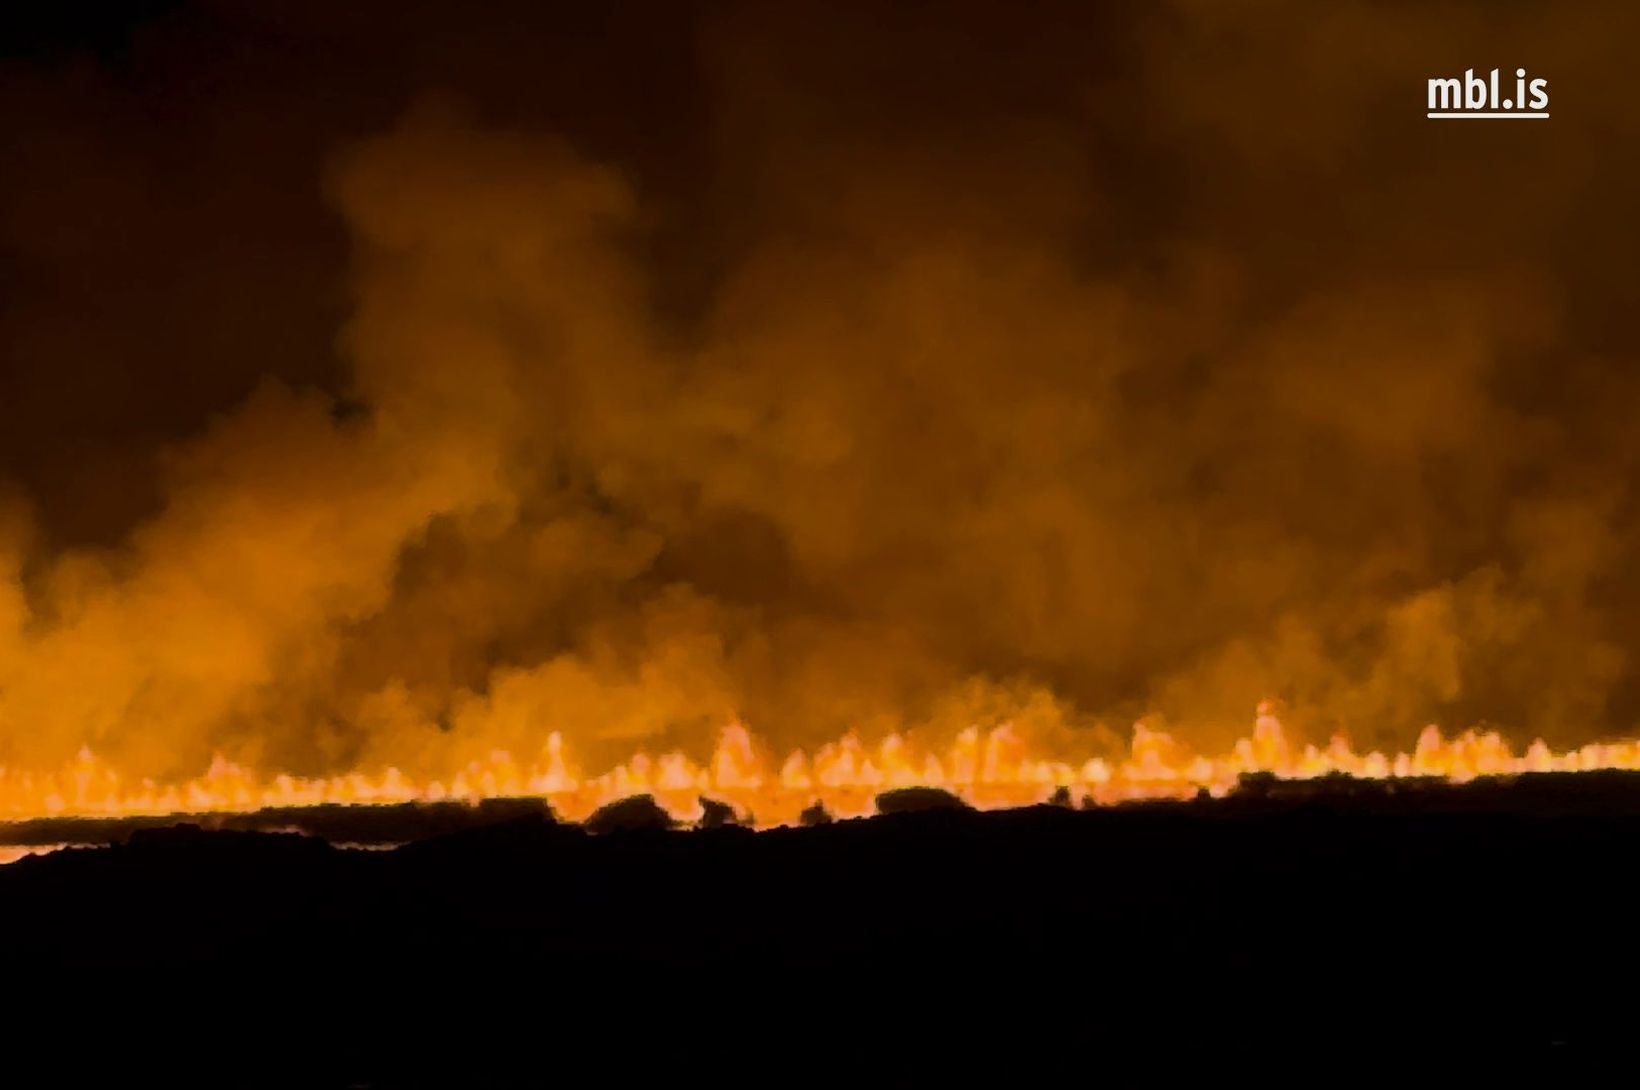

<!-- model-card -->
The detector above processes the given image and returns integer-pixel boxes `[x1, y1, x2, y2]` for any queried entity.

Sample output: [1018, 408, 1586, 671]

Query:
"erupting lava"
[3, 704, 1638, 831]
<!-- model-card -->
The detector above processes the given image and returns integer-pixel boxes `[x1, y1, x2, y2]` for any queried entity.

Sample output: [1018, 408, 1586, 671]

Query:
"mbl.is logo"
[1427, 68, 1549, 119]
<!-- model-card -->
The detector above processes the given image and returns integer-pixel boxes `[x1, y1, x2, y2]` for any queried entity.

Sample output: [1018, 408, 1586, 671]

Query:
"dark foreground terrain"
[4, 773, 1638, 1085]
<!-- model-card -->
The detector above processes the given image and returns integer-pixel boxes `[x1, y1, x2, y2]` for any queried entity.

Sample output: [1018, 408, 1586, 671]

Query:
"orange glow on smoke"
[2, 702, 1637, 831]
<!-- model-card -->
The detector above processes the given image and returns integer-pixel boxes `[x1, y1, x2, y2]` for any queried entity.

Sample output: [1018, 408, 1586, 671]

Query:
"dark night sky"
[2, 2, 1639, 774]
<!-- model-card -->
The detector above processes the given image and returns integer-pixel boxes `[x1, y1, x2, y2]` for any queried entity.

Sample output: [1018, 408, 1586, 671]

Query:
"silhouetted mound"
[1048, 785, 1073, 807]
[799, 800, 833, 826]
[583, 793, 676, 833]
[874, 785, 969, 814]
[392, 809, 574, 863]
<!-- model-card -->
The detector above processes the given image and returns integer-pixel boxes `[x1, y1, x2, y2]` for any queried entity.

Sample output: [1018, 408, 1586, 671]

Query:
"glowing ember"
[1, 703, 1635, 831]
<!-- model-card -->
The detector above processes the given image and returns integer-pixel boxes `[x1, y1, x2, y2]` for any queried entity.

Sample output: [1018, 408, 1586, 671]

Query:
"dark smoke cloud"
[2, 1, 1639, 776]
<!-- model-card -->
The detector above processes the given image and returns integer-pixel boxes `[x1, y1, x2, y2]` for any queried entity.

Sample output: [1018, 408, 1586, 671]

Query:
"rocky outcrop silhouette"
[697, 796, 739, 829]
[799, 800, 833, 826]
[874, 785, 969, 814]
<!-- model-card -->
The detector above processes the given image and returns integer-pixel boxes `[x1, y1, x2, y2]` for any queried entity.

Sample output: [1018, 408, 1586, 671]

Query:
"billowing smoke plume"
[1, 1, 1639, 777]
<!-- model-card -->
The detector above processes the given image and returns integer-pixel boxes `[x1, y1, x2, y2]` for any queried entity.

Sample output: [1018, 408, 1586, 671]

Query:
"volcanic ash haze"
[1, 1, 1639, 781]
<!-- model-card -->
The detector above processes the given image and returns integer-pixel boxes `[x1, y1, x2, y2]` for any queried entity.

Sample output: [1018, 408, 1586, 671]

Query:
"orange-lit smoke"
[2, 3, 1640, 800]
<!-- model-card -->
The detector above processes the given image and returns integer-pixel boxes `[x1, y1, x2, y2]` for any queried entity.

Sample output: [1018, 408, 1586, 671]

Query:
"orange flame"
[2, 703, 1636, 833]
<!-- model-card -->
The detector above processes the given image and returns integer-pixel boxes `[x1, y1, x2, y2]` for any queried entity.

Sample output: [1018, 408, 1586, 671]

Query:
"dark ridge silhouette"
[2, 772, 1637, 1080]
[0, 795, 557, 847]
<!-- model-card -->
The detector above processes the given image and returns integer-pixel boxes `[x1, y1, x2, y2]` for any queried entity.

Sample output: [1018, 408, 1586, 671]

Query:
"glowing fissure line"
[2, 708, 1637, 831]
